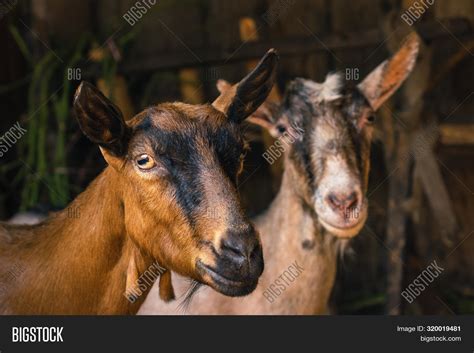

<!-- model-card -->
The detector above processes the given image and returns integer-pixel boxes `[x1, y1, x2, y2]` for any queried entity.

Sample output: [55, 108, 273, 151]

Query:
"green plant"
[50, 37, 89, 206]
[8, 27, 90, 210]
[6, 22, 140, 211]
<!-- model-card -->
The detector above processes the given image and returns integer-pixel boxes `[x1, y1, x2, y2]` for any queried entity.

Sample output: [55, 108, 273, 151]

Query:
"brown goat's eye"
[136, 154, 156, 170]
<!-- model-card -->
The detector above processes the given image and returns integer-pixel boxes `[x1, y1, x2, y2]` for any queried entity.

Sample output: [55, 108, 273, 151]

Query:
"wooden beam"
[121, 18, 473, 73]
[439, 123, 474, 145]
[415, 147, 459, 242]
[412, 122, 459, 241]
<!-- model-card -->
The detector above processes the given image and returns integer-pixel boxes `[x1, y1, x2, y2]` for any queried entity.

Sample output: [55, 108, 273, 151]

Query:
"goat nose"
[221, 227, 259, 263]
[215, 224, 264, 281]
[326, 191, 359, 212]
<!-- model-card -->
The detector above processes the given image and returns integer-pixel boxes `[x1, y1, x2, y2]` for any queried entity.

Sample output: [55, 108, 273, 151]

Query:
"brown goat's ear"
[358, 33, 420, 111]
[213, 49, 279, 123]
[216, 79, 284, 138]
[73, 81, 129, 157]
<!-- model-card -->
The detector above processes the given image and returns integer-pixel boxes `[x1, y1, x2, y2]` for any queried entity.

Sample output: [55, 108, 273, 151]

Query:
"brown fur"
[0, 50, 279, 314]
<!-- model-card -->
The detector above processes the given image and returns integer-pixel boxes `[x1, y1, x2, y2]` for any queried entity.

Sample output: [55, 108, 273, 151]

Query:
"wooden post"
[383, 1, 461, 314]
[381, 8, 431, 314]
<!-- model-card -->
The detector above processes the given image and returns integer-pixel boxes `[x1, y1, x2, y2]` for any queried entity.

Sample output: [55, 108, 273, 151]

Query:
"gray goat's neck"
[260, 160, 341, 255]
[254, 159, 342, 314]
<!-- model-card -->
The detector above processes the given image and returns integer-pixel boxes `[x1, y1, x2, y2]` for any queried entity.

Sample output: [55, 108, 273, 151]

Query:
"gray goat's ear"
[358, 33, 420, 111]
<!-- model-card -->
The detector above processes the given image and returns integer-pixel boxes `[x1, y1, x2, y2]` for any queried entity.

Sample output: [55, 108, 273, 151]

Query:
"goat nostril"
[222, 243, 246, 259]
[327, 193, 340, 208]
[221, 233, 259, 261]
[346, 192, 358, 209]
[346, 191, 356, 202]
[326, 192, 359, 212]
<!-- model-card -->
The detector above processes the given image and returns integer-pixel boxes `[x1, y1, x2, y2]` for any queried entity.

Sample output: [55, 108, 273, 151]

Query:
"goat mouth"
[318, 212, 367, 238]
[196, 260, 257, 297]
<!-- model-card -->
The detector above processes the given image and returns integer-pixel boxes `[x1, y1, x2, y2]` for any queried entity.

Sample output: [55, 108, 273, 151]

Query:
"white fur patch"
[321, 155, 355, 194]
[303, 73, 343, 103]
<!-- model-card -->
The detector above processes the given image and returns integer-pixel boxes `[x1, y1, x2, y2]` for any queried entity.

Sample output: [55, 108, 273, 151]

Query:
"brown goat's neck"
[0, 167, 155, 314]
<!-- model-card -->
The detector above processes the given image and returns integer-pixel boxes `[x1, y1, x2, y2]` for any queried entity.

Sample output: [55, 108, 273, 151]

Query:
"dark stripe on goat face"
[287, 110, 318, 198]
[345, 89, 373, 176]
[212, 124, 245, 185]
[338, 89, 373, 185]
[283, 83, 320, 188]
[312, 102, 366, 187]
[135, 127, 204, 227]
[131, 114, 245, 227]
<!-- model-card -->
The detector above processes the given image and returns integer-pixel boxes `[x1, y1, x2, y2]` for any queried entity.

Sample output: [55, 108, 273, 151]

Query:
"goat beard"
[177, 280, 202, 313]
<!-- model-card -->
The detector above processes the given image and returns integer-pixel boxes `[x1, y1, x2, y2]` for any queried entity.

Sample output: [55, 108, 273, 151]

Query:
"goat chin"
[319, 214, 367, 238]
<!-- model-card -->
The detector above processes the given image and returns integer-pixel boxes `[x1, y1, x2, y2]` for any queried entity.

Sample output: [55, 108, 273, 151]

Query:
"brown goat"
[0, 50, 279, 314]
[139, 34, 419, 314]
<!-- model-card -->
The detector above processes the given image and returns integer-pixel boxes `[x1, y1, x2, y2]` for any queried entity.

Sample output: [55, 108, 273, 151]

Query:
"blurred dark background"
[0, 0, 473, 314]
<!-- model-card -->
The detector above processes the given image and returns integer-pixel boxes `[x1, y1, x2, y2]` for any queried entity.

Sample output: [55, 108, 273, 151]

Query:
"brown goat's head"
[73, 50, 279, 296]
[248, 34, 419, 238]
